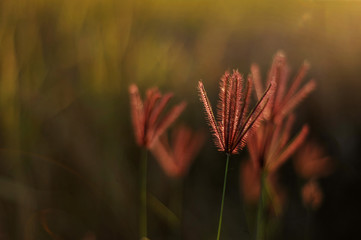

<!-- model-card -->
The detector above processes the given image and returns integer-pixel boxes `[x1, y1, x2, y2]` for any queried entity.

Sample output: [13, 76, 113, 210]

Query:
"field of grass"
[0, 0, 361, 239]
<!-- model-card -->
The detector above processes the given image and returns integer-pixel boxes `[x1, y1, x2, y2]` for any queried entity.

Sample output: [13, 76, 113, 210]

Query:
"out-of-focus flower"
[150, 125, 205, 178]
[302, 180, 323, 209]
[240, 159, 286, 214]
[242, 52, 315, 214]
[248, 114, 309, 173]
[129, 84, 186, 149]
[198, 70, 273, 155]
[294, 141, 334, 179]
[82, 232, 96, 240]
[247, 51, 315, 172]
[251, 51, 316, 123]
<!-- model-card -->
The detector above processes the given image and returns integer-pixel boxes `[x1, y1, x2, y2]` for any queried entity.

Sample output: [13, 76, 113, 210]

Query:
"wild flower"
[245, 52, 315, 239]
[129, 84, 186, 239]
[240, 159, 286, 214]
[129, 84, 186, 149]
[251, 51, 316, 123]
[294, 140, 334, 179]
[245, 51, 316, 174]
[198, 69, 273, 240]
[242, 114, 308, 214]
[302, 180, 323, 209]
[198, 70, 273, 155]
[150, 125, 205, 178]
[294, 141, 333, 213]
[248, 114, 309, 173]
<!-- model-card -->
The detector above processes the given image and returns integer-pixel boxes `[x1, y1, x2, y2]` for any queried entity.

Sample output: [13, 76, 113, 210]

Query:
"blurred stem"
[305, 208, 311, 240]
[140, 149, 148, 239]
[216, 153, 230, 240]
[148, 193, 180, 228]
[173, 179, 184, 231]
[255, 170, 266, 240]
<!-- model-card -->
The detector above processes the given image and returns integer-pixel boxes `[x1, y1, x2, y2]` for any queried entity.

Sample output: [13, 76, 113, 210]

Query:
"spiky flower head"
[198, 70, 273, 155]
[248, 114, 309, 172]
[251, 51, 316, 123]
[129, 84, 186, 149]
[247, 51, 316, 172]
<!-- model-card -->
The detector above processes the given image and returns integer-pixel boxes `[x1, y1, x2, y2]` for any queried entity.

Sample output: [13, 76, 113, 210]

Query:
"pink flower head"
[294, 141, 334, 179]
[198, 70, 274, 154]
[251, 51, 316, 123]
[302, 180, 323, 209]
[248, 114, 309, 173]
[247, 51, 315, 172]
[129, 84, 186, 149]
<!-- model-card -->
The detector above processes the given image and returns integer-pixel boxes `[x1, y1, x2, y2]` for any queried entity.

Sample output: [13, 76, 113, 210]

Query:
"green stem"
[216, 153, 230, 240]
[140, 149, 148, 239]
[255, 170, 266, 240]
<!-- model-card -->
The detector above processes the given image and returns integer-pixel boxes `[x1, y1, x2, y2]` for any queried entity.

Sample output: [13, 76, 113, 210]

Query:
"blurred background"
[0, 0, 361, 239]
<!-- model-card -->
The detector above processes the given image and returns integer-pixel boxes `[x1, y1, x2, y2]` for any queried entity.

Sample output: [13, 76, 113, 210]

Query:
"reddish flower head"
[294, 141, 334, 179]
[240, 159, 286, 214]
[248, 114, 309, 173]
[247, 51, 315, 172]
[251, 51, 316, 123]
[129, 84, 186, 149]
[150, 125, 205, 178]
[302, 180, 323, 209]
[198, 70, 273, 154]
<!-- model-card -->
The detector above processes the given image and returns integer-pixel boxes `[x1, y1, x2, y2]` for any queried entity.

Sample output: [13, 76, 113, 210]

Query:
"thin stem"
[175, 179, 184, 240]
[255, 170, 266, 240]
[216, 153, 230, 240]
[140, 149, 148, 239]
[304, 208, 311, 240]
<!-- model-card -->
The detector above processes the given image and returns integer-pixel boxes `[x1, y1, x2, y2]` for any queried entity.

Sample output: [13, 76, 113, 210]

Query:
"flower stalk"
[255, 169, 266, 240]
[198, 70, 274, 239]
[140, 149, 148, 239]
[216, 153, 230, 240]
[129, 84, 186, 240]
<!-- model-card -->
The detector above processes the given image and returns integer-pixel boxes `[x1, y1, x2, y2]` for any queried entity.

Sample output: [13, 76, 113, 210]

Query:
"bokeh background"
[0, 0, 360, 239]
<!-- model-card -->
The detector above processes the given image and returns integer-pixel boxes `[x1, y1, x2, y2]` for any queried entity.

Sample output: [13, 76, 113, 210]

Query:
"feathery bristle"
[246, 52, 315, 173]
[283, 61, 310, 104]
[149, 93, 173, 127]
[230, 72, 244, 149]
[224, 72, 233, 151]
[129, 84, 185, 149]
[233, 97, 269, 153]
[241, 75, 253, 126]
[279, 79, 316, 120]
[273, 59, 289, 113]
[150, 136, 177, 177]
[153, 101, 186, 148]
[129, 84, 144, 145]
[232, 82, 272, 153]
[279, 114, 295, 150]
[199, 69, 273, 154]
[251, 64, 264, 100]
[268, 124, 309, 172]
[143, 89, 162, 142]
[198, 81, 224, 151]
[144, 88, 161, 120]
